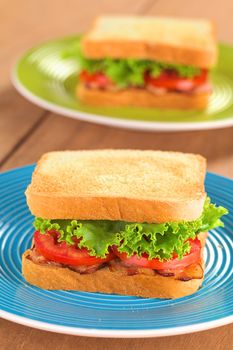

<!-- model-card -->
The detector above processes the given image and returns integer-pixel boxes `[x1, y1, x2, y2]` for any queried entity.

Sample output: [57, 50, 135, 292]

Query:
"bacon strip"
[28, 248, 203, 279]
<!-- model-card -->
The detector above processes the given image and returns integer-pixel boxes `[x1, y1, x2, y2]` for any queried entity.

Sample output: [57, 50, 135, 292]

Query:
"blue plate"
[0, 165, 233, 337]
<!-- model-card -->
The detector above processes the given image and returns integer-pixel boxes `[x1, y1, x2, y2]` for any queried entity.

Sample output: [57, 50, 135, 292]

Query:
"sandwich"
[72, 16, 217, 110]
[23, 150, 227, 299]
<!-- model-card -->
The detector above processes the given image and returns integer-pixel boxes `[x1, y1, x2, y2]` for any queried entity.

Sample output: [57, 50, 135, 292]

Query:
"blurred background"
[1, 0, 233, 174]
[2, 0, 233, 87]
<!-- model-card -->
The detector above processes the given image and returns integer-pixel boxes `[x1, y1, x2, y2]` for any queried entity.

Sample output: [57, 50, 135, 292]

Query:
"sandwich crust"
[77, 84, 210, 109]
[25, 150, 207, 223]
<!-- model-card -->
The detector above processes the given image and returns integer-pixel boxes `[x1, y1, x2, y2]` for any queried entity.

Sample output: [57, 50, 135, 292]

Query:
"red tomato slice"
[34, 231, 114, 266]
[114, 238, 201, 270]
[79, 70, 111, 88]
[145, 70, 208, 92]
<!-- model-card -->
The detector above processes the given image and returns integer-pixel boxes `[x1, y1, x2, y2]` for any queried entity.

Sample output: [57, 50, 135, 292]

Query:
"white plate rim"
[11, 64, 233, 133]
[1, 310, 233, 338]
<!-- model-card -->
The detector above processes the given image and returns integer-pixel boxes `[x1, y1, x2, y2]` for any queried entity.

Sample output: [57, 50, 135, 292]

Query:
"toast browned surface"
[25, 150, 207, 223]
[81, 16, 217, 68]
[22, 250, 204, 299]
[77, 84, 210, 110]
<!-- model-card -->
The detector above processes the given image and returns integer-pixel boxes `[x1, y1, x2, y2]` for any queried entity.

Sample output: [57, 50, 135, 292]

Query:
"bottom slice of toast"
[77, 84, 210, 110]
[22, 250, 204, 299]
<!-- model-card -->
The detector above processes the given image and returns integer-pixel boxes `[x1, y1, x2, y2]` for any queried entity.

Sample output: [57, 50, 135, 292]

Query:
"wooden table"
[1, 1, 233, 349]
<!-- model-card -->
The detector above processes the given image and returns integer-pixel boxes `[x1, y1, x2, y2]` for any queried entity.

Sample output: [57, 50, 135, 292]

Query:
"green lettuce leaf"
[33, 198, 228, 261]
[62, 42, 201, 87]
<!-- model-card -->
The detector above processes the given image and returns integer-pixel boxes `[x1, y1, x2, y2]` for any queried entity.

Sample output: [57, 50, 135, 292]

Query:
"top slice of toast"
[26, 150, 206, 223]
[81, 16, 217, 68]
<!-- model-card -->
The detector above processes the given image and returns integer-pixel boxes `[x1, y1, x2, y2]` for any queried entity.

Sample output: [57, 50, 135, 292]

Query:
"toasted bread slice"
[22, 250, 204, 298]
[25, 150, 206, 223]
[82, 16, 217, 68]
[77, 84, 210, 109]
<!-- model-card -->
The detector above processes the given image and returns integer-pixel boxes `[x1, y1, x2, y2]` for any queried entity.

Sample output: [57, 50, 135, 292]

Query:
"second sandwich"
[75, 16, 217, 109]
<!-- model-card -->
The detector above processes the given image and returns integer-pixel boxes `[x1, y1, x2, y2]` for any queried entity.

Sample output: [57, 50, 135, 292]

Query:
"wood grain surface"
[0, 0, 233, 349]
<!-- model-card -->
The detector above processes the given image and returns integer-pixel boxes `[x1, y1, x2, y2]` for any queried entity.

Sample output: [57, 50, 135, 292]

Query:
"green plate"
[13, 36, 233, 131]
